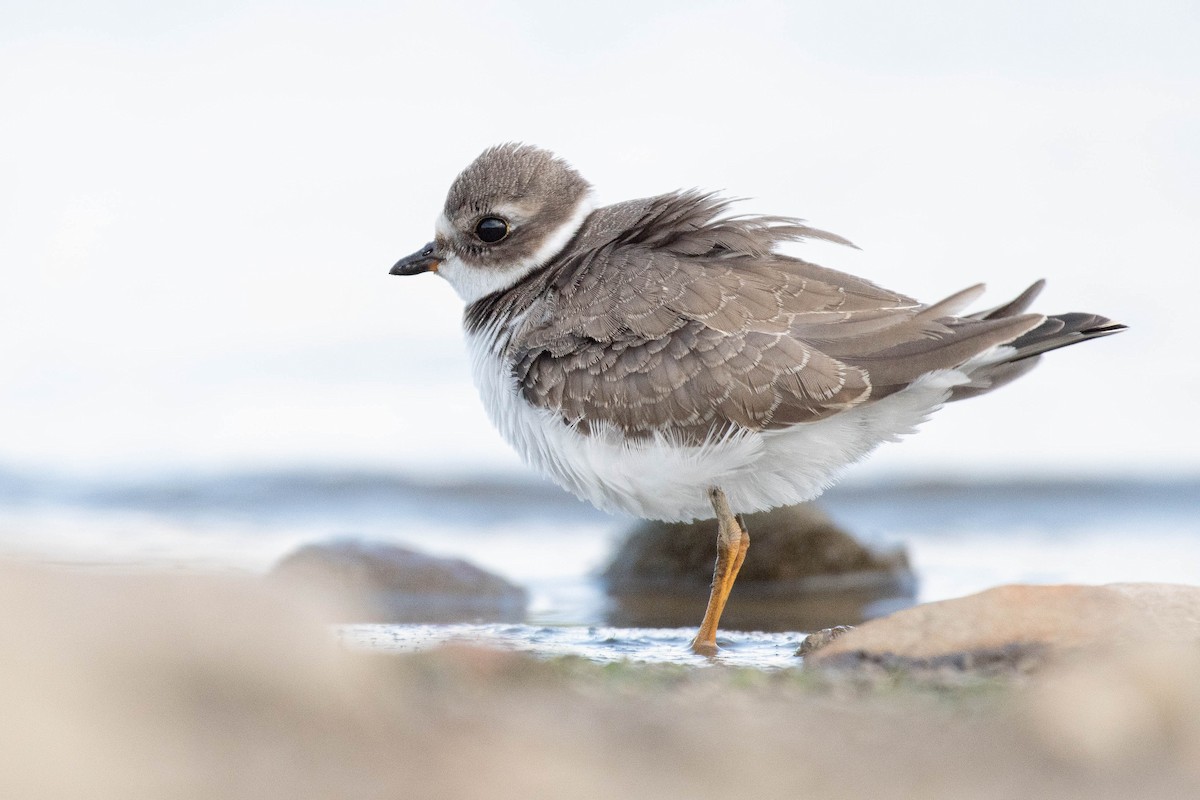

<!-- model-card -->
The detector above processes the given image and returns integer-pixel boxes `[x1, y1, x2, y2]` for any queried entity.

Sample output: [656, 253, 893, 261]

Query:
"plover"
[389, 143, 1124, 655]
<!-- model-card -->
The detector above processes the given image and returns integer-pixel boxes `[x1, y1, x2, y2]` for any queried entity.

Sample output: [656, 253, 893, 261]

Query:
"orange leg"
[690, 487, 750, 656]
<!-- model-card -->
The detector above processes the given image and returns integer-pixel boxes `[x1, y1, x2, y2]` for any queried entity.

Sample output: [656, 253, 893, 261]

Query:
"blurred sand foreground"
[1, 562, 1198, 800]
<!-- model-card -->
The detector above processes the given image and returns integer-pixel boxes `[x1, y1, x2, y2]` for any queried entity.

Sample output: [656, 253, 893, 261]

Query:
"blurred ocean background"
[2, 0, 1198, 619]
[3, 467, 1198, 626]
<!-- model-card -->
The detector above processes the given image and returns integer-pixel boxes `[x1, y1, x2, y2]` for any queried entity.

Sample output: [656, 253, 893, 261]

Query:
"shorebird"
[389, 144, 1124, 655]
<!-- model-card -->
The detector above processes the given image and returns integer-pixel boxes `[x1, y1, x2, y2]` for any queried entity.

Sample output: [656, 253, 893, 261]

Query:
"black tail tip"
[1084, 322, 1129, 337]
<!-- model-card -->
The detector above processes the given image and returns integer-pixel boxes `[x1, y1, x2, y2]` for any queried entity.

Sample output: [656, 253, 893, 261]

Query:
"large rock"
[270, 539, 528, 623]
[804, 583, 1200, 672]
[602, 503, 915, 632]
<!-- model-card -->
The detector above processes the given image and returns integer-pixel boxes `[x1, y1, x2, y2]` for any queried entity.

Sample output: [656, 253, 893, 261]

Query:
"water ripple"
[339, 623, 807, 669]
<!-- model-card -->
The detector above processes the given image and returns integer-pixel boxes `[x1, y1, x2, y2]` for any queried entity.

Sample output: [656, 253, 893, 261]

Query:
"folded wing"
[501, 192, 1111, 443]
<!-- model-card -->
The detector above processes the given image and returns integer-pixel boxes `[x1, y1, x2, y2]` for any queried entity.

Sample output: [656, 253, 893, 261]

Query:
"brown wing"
[504, 192, 1041, 442]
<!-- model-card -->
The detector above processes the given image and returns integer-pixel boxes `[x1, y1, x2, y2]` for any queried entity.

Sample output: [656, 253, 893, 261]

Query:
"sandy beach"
[3, 562, 1198, 800]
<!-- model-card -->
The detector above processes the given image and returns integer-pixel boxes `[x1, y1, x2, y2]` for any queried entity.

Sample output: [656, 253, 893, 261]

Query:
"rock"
[269, 538, 528, 623]
[797, 626, 855, 657]
[804, 583, 1200, 673]
[602, 503, 915, 632]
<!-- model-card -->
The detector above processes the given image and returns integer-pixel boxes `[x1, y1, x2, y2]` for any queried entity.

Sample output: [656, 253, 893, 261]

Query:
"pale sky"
[1, 1, 1197, 479]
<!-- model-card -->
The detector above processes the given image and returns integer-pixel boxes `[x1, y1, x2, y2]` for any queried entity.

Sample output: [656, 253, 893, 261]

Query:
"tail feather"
[942, 280, 1125, 402]
[948, 356, 1044, 401]
[1006, 312, 1127, 362]
[948, 309, 1126, 402]
[969, 279, 1046, 321]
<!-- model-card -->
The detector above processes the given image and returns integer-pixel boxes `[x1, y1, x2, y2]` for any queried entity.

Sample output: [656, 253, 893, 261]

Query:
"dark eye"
[474, 217, 509, 243]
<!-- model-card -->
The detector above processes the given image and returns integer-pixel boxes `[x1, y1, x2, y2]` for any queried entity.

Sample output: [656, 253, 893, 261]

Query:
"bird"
[389, 143, 1125, 656]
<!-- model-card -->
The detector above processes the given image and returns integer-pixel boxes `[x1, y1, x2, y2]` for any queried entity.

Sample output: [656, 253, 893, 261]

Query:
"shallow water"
[340, 623, 806, 668]
[2, 468, 1198, 668]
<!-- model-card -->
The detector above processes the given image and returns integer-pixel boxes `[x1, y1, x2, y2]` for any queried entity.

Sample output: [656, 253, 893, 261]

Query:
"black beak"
[390, 241, 439, 276]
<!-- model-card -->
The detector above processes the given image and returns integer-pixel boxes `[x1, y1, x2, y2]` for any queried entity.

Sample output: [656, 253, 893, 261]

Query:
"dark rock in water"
[601, 504, 915, 632]
[270, 539, 528, 623]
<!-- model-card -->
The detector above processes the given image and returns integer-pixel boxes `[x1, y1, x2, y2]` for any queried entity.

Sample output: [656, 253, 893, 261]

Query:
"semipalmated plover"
[390, 143, 1124, 655]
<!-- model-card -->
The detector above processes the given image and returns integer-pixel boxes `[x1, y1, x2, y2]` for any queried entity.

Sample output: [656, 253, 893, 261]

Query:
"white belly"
[468, 329, 972, 522]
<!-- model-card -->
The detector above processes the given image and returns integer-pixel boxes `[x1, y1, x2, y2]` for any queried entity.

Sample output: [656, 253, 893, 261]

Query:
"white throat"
[436, 192, 595, 304]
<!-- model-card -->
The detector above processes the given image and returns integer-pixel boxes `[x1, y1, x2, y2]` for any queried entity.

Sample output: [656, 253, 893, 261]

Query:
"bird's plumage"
[465, 189, 1110, 446]
[393, 143, 1124, 521]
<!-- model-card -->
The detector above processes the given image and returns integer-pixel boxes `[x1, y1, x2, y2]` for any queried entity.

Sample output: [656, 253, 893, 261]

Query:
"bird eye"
[474, 217, 509, 244]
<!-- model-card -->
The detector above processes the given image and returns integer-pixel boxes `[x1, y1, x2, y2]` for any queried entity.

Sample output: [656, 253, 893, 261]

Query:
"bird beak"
[390, 241, 440, 275]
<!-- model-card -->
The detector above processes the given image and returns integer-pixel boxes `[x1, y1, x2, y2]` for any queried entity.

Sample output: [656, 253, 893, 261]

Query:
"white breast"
[466, 326, 975, 522]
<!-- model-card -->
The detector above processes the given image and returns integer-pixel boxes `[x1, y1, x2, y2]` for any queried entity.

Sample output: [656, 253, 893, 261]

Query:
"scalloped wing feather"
[479, 192, 1098, 443]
